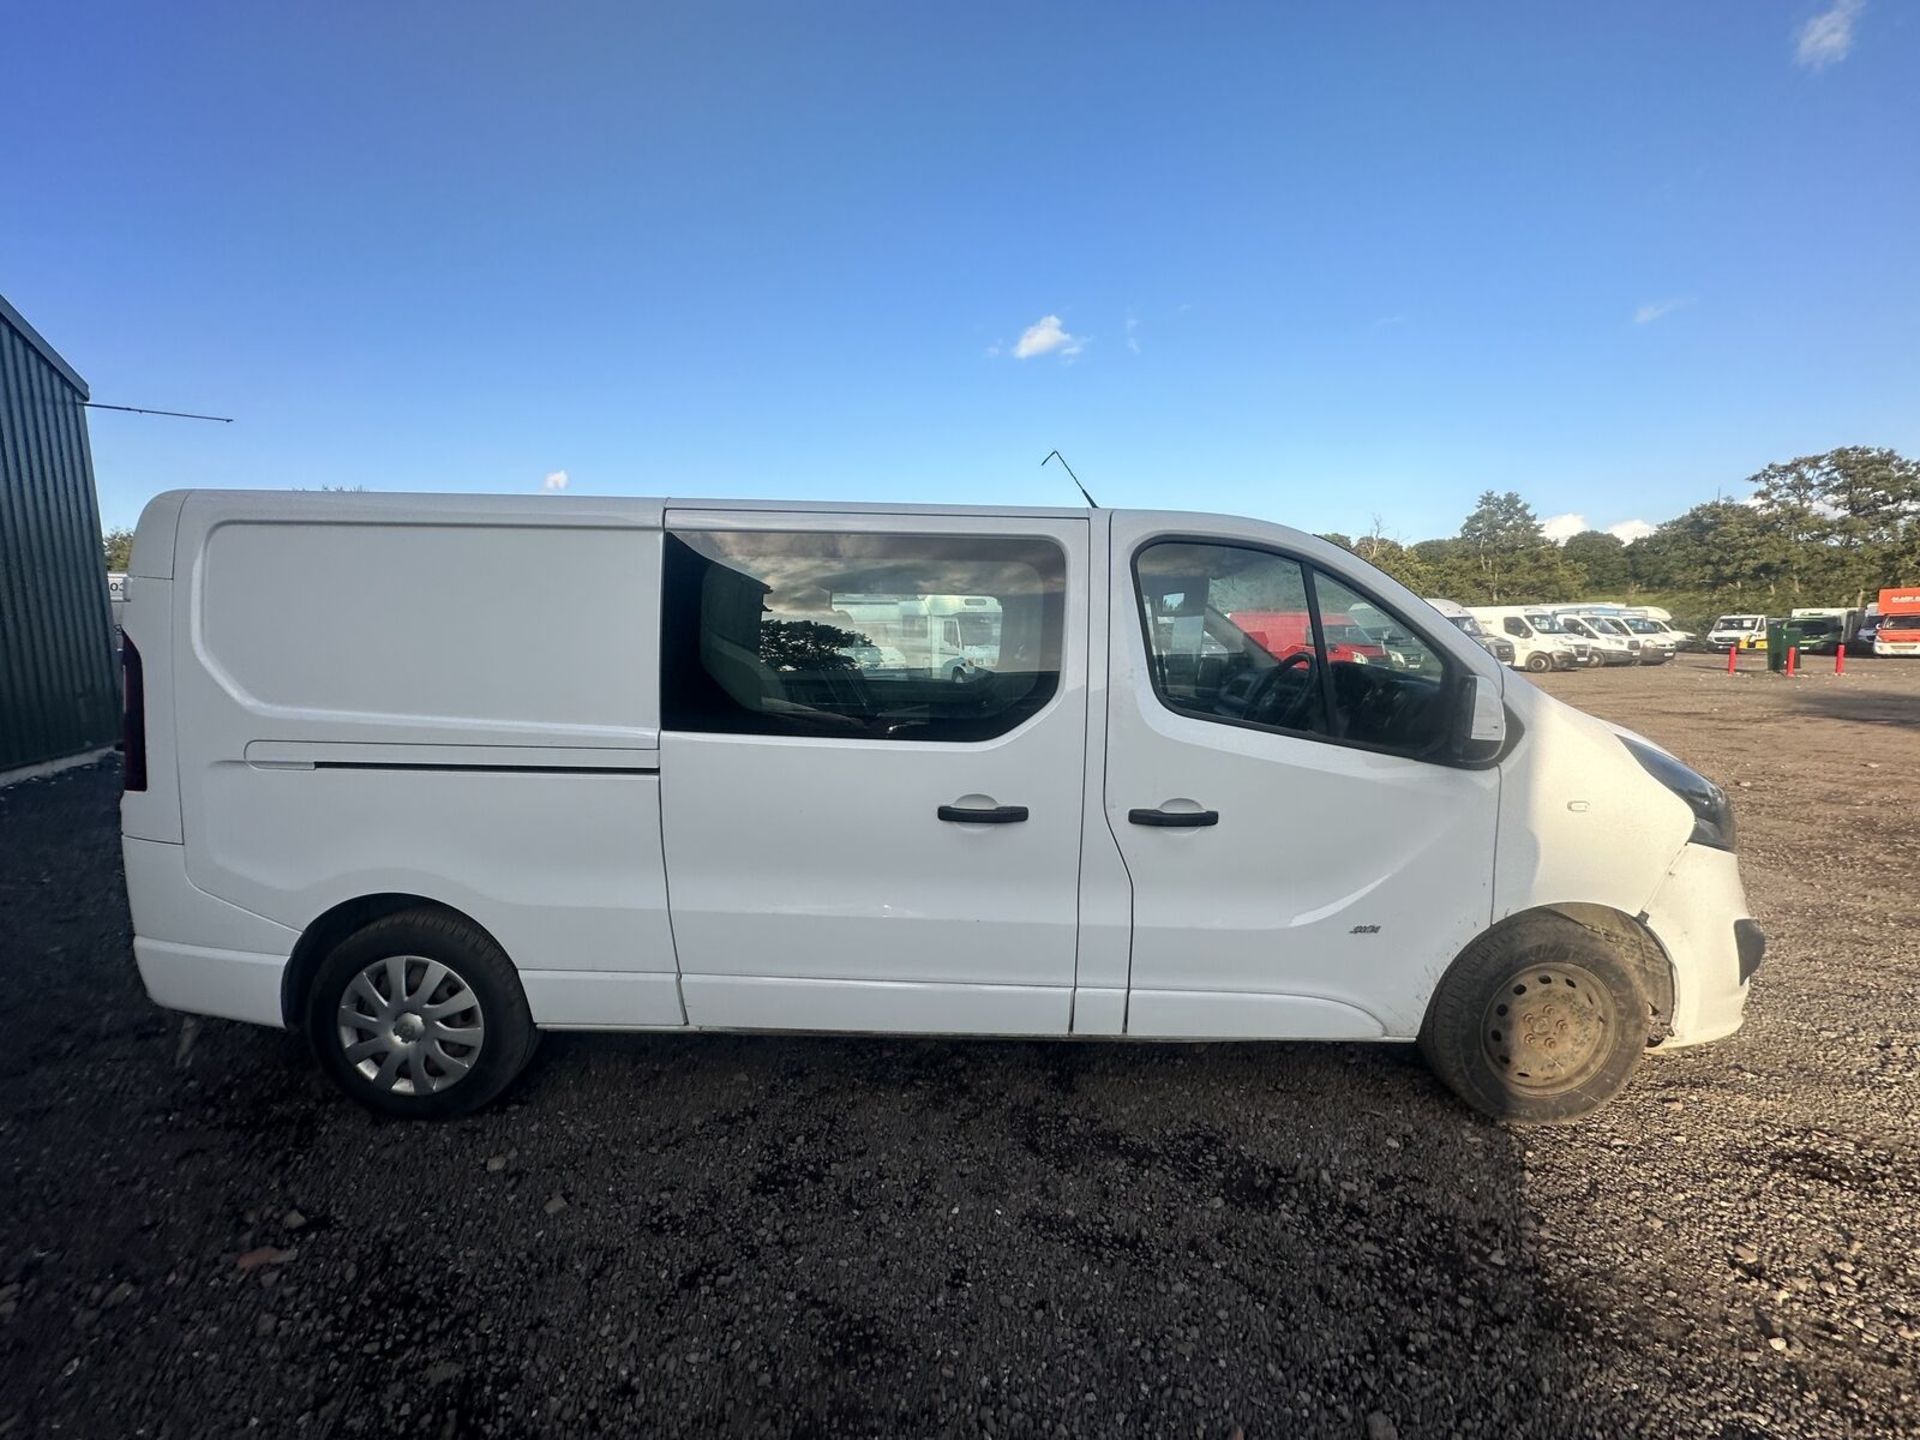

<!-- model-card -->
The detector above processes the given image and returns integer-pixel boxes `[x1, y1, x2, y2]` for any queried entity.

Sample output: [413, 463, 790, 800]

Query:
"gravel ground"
[1, 653, 1916, 1439]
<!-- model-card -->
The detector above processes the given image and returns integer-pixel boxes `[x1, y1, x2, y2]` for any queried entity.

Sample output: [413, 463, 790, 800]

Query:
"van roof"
[151, 488, 1101, 522]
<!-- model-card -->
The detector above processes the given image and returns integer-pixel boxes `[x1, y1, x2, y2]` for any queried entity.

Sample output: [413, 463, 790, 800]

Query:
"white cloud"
[1013, 314, 1084, 360]
[1607, 519, 1656, 543]
[1633, 297, 1693, 325]
[1541, 512, 1588, 543]
[542, 470, 569, 491]
[1125, 316, 1140, 354]
[1796, 0, 1862, 69]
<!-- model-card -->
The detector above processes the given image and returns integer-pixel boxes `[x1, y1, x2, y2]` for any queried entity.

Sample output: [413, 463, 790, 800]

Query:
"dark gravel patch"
[1, 655, 1916, 1438]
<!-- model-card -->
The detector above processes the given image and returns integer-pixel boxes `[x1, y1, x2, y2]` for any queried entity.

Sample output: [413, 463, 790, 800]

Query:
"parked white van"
[1708, 614, 1768, 652]
[120, 492, 1763, 1123]
[1558, 608, 1673, 665]
[1464, 606, 1583, 673]
[1546, 612, 1640, 666]
[1422, 598, 1517, 668]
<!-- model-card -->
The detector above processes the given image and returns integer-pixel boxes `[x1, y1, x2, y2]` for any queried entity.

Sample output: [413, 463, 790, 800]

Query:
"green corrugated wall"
[0, 306, 118, 772]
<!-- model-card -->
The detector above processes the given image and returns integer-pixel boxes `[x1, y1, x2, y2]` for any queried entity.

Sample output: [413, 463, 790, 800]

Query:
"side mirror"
[1455, 673, 1507, 764]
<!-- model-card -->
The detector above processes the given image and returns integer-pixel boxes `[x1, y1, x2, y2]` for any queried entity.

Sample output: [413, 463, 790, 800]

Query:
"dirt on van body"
[1, 654, 1917, 1439]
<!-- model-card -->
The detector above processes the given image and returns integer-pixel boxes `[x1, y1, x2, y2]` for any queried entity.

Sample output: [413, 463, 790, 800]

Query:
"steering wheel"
[1243, 650, 1317, 728]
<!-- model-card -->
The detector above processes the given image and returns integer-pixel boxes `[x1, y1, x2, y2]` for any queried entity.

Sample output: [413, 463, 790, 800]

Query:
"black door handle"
[1128, 807, 1219, 827]
[937, 803, 1029, 824]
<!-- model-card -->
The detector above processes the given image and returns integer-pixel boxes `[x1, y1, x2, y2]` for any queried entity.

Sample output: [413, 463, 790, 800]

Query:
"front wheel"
[306, 908, 536, 1119]
[1524, 652, 1552, 673]
[1419, 916, 1648, 1123]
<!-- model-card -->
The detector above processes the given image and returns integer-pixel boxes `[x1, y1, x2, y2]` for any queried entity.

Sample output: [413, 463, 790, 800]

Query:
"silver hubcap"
[336, 955, 485, 1096]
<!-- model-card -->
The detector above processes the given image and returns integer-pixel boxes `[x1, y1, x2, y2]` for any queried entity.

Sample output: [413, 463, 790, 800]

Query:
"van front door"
[658, 511, 1089, 1034]
[1105, 518, 1499, 1039]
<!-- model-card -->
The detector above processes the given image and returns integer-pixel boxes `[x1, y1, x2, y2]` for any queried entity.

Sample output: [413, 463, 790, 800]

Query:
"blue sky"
[6, 1, 1915, 540]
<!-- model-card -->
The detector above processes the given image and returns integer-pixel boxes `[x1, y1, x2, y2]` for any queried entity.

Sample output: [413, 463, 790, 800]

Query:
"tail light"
[122, 636, 148, 792]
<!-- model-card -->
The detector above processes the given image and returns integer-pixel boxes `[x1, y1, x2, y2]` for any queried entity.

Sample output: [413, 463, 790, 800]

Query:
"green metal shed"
[0, 293, 118, 775]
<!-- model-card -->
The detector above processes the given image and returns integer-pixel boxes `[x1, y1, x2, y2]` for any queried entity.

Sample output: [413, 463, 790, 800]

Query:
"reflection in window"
[1135, 541, 1455, 757]
[662, 530, 1065, 742]
[1311, 572, 1452, 752]
[1134, 543, 1329, 736]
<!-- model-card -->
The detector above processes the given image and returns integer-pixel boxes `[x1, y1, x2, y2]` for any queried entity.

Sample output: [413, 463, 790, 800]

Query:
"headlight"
[1620, 735, 1736, 850]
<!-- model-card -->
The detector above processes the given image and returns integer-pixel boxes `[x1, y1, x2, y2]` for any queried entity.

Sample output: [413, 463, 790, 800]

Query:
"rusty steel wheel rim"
[1481, 962, 1616, 1095]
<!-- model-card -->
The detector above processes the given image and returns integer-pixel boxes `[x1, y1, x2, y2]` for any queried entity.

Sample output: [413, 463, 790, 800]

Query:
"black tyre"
[1524, 652, 1552, 673]
[306, 907, 536, 1119]
[1419, 915, 1648, 1123]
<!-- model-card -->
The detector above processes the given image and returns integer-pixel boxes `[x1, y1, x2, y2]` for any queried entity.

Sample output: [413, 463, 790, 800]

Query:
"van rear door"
[658, 510, 1089, 1034]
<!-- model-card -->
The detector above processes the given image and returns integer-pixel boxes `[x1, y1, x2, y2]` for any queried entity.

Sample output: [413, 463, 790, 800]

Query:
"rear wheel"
[1524, 652, 1552, 673]
[306, 908, 535, 1119]
[1419, 916, 1648, 1123]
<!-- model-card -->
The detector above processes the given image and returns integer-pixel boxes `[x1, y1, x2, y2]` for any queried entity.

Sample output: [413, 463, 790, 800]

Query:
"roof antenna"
[1042, 449, 1097, 508]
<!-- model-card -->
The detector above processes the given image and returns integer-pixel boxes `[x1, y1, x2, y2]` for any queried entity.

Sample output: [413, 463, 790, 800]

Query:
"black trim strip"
[312, 761, 658, 775]
[1735, 918, 1766, 984]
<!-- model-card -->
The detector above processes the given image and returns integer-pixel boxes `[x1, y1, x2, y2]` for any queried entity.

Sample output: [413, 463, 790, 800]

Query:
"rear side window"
[1503, 617, 1529, 639]
[661, 529, 1065, 742]
[1134, 541, 1455, 758]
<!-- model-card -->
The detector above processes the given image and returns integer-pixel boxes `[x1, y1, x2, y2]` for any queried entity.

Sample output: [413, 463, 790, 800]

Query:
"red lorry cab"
[1228, 610, 1386, 665]
[1876, 587, 1920, 655]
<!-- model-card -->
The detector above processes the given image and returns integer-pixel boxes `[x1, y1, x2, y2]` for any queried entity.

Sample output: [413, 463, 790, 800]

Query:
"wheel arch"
[1429, 903, 1676, 1045]
[280, 893, 508, 1028]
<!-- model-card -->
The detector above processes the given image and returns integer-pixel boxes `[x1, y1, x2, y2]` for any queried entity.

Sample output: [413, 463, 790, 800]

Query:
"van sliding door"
[657, 511, 1090, 1035]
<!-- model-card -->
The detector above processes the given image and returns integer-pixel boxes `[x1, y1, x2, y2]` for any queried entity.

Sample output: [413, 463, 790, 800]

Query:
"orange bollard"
[1786, 645, 1798, 677]
[1836, 646, 1846, 675]
[1726, 645, 1738, 674]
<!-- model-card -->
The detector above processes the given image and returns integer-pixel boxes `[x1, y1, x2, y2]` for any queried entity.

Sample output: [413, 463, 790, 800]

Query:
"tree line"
[1321, 447, 1920, 619]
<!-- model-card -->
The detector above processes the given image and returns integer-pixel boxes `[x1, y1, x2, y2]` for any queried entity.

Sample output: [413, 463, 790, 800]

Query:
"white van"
[1617, 616, 1679, 661]
[1638, 614, 1693, 647]
[1464, 606, 1583, 673]
[1422, 598, 1517, 667]
[1559, 609, 1673, 665]
[119, 492, 1762, 1124]
[1547, 612, 1641, 666]
[1708, 614, 1768, 652]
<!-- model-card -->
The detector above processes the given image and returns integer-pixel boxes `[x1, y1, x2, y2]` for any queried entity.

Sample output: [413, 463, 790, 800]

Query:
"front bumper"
[1643, 844, 1761, 1047]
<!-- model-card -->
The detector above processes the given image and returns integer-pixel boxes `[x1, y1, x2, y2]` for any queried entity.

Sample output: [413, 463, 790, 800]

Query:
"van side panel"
[190, 767, 682, 1024]
[147, 494, 682, 1029]
[192, 516, 656, 748]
